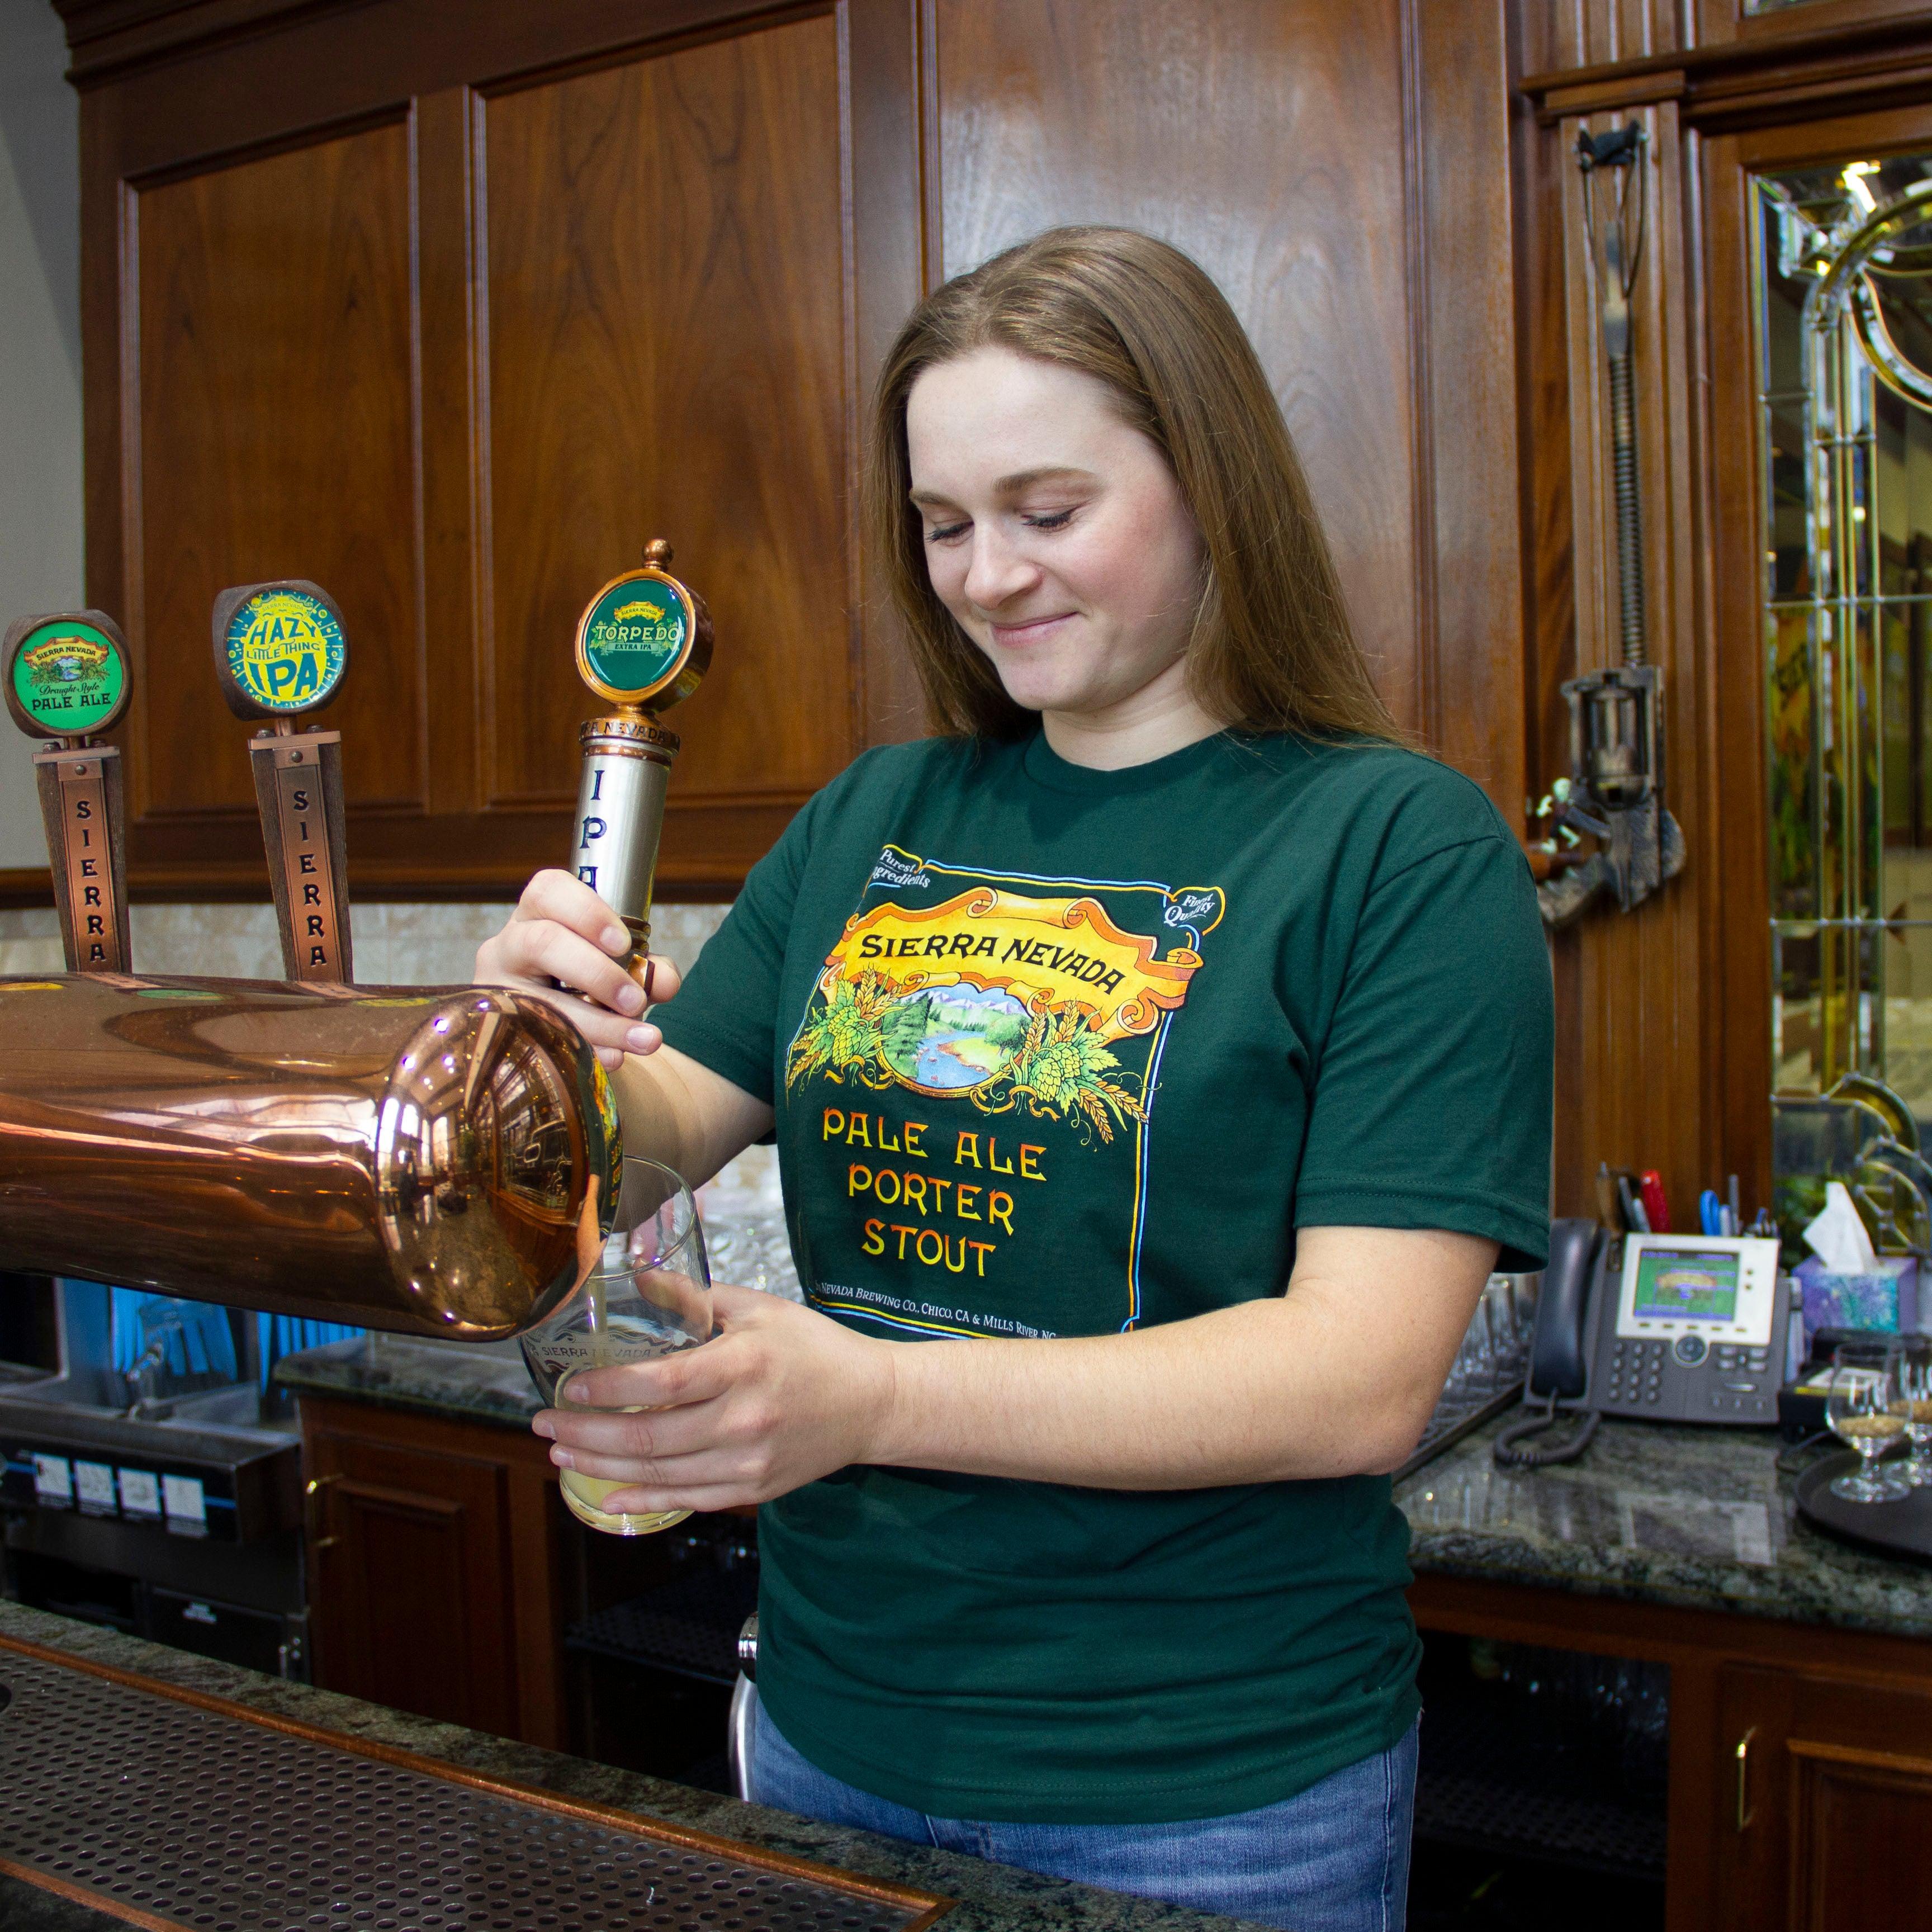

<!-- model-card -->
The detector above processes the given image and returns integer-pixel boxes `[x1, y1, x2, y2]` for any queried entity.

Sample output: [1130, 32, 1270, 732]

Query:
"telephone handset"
[1526, 1218, 1607, 1402]
[1494, 1219, 1788, 1467]
[1494, 1218, 1609, 1466]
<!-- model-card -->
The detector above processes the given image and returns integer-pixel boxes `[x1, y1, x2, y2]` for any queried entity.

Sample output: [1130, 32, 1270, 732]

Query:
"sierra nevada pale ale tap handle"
[572, 538, 713, 993]
[212, 579, 353, 983]
[3, 609, 132, 973]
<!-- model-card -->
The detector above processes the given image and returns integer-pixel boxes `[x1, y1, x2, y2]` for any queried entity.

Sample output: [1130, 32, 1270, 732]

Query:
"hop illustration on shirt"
[996, 1006, 1144, 1143]
[790, 973, 1144, 1142]
[787, 970, 900, 1086]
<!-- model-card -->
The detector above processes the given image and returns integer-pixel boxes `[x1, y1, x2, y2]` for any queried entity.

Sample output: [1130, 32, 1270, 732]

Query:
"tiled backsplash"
[0, 899, 729, 984]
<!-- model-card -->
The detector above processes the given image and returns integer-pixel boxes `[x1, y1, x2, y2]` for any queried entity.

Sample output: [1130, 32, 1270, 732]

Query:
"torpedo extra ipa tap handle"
[572, 539, 714, 991]
[3, 609, 132, 973]
[212, 579, 353, 983]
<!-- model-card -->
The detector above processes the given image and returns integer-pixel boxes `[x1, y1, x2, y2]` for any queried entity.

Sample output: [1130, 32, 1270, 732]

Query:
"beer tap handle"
[3, 609, 132, 974]
[571, 539, 714, 990]
[212, 579, 354, 984]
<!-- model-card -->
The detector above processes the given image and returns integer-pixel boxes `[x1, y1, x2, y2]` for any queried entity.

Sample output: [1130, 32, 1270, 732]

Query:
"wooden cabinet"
[60, 0, 927, 901]
[1716, 1663, 1932, 1931]
[54, 0, 1531, 901]
[300, 1395, 565, 1748]
[1412, 1571, 1932, 1932]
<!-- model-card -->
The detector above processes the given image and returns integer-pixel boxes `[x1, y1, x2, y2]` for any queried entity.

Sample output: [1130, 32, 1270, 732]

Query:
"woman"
[477, 227, 1552, 1931]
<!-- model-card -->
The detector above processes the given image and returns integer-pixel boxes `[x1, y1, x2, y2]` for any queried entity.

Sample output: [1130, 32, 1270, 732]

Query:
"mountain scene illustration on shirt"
[784, 847, 1223, 1337]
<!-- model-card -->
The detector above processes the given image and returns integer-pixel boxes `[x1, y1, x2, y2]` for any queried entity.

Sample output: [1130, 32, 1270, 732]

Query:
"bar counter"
[0, 1600, 1260, 1932]
[1397, 1410, 1932, 1639]
[278, 1337, 1932, 1636]
[275, 1334, 546, 1431]
[22, 1347, 1932, 1930]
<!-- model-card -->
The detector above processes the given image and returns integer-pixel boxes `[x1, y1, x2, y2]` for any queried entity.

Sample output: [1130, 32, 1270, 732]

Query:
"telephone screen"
[1630, 1247, 1741, 1323]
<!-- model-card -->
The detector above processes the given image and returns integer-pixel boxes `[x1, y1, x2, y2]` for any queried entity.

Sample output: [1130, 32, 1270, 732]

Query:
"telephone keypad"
[1597, 1329, 1782, 1424]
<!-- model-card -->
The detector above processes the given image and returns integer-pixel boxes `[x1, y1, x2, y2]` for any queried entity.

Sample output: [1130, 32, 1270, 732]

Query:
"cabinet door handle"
[1735, 1725, 1758, 1831]
[305, 1472, 342, 1552]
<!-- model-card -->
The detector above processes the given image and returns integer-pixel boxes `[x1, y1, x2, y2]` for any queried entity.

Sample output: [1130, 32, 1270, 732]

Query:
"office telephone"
[1494, 1219, 1788, 1466]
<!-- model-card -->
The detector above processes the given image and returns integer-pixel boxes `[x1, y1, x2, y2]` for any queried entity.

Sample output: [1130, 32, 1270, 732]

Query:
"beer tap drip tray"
[0, 1637, 950, 1932]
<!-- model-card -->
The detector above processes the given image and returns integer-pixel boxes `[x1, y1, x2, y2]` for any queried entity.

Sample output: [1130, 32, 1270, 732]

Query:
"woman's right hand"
[474, 869, 685, 1072]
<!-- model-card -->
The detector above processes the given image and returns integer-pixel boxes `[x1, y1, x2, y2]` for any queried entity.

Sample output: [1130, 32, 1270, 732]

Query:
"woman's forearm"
[868, 1227, 1497, 1487]
[537, 1225, 1497, 1509]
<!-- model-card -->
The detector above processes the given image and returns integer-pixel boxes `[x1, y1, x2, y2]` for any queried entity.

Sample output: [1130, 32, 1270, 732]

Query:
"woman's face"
[905, 346, 1206, 726]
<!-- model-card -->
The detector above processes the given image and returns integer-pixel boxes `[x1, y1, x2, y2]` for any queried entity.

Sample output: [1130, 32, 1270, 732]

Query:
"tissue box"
[1795, 1256, 1919, 1338]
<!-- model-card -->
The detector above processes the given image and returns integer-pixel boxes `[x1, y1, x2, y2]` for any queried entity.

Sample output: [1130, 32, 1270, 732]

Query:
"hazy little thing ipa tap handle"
[212, 579, 353, 983]
[3, 610, 133, 973]
[572, 540, 713, 992]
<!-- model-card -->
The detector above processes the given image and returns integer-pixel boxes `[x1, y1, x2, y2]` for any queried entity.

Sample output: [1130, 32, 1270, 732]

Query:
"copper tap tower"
[0, 591, 625, 1339]
[3, 609, 133, 973]
[571, 539, 713, 992]
[213, 578, 354, 982]
[0, 976, 619, 1339]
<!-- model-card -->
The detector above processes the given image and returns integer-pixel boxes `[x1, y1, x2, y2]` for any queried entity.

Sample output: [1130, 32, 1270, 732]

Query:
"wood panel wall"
[50, 0, 1932, 1214]
[479, 18, 853, 814]
[61, 0, 926, 901]
[53, 0, 1530, 904]
[134, 122, 421, 824]
[929, 0, 1527, 795]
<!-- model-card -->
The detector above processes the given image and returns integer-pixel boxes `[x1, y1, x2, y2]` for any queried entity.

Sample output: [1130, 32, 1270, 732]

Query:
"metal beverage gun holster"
[1538, 122, 1686, 929]
[1545, 662, 1685, 919]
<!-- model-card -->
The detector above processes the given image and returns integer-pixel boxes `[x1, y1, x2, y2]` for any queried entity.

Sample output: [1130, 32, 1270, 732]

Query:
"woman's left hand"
[532, 1286, 900, 1516]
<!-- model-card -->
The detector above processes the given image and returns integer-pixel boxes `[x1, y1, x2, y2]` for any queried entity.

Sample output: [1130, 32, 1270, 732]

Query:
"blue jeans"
[749, 1698, 1418, 1932]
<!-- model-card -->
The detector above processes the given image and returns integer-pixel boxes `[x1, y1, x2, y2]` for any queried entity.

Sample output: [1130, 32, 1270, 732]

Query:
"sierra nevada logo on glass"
[11, 621, 124, 733]
[224, 590, 345, 712]
[787, 850, 1225, 1338]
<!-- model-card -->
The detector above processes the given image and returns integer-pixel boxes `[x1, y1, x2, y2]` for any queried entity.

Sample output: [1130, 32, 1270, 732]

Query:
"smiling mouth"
[987, 613, 1076, 645]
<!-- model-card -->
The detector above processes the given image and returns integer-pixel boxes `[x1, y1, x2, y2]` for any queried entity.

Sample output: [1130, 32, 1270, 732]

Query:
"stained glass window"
[1756, 157, 1932, 1230]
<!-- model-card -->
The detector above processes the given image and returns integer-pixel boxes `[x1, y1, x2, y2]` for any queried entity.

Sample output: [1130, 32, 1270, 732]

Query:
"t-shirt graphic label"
[785, 847, 1223, 1336]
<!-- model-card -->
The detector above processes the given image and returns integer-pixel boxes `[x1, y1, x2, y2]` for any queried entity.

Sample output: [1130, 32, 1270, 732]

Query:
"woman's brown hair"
[867, 225, 1403, 744]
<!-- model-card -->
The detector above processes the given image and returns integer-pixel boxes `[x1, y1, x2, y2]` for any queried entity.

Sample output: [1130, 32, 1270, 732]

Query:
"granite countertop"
[0, 1600, 1261, 1932]
[1398, 1409, 1932, 1641]
[274, 1332, 544, 1429]
[283, 1338, 1932, 1642]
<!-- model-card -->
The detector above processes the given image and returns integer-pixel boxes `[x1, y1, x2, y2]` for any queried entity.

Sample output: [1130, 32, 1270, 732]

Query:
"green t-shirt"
[656, 728, 1552, 1824]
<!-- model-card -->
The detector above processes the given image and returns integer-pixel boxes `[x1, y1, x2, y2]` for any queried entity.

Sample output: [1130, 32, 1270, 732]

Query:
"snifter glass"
[1889, 1336, 1932, 1488]
[1825, 1340, 1910, 1504]
[519, 1157, 712, 1536]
